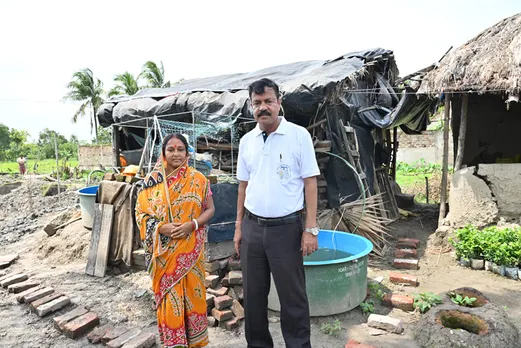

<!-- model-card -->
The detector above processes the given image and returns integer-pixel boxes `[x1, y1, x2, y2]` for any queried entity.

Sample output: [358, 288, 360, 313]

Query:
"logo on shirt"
[276, 164, 291, 181]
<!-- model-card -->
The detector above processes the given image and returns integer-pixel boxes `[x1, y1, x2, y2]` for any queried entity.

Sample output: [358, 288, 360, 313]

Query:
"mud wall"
[447, 164, 521, 227]
[452, 94, 521, 167]
[397, 130, 454, 165]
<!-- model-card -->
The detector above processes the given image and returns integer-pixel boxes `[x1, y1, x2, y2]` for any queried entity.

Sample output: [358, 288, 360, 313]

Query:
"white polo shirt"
[237, 117, 320, 218]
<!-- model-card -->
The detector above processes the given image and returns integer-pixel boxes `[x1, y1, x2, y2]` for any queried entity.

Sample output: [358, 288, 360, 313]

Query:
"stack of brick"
[393, 238, 420, 270]
[204, 256, 244, 330]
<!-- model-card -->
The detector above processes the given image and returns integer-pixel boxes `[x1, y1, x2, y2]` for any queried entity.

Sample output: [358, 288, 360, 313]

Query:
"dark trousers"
[241, 214, 311, 348]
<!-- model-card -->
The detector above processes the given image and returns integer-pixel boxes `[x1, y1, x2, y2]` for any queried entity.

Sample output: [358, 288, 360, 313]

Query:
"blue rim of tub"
[304, 229, 373, 266]
[77, 185, 99, 195]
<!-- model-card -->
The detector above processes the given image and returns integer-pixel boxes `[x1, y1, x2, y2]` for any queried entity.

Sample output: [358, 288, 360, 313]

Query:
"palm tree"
[63, 68, 104, 141]
[108, 72, 141, 97]
[140, 61, 171, 88]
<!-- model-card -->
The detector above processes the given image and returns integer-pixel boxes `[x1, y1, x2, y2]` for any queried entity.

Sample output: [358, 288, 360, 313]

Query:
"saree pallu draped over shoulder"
[136, 162, 210, 348]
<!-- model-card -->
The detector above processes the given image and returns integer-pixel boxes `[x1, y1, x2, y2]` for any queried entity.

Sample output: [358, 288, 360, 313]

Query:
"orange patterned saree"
[135, 159, 210, 348]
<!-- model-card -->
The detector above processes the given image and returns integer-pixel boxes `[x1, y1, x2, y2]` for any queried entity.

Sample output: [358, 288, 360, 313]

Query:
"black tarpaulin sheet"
[207, 183, 238, 243]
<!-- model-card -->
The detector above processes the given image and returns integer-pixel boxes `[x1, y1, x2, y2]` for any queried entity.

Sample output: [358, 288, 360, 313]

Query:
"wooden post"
[112, 126, 121, 168]
[392, 127, 398, 181]
[439, 93, 451, 225]
[53, 132, 61, 204]
[454, 94, 468, 171]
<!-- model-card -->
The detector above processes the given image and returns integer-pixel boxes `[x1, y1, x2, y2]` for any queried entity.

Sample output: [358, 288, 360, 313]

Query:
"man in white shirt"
[235, 78, 320, 348]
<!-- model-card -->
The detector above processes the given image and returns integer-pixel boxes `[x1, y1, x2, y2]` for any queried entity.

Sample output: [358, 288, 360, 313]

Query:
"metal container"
[77, 186, 99, 229]
[267, 230, 373, 317]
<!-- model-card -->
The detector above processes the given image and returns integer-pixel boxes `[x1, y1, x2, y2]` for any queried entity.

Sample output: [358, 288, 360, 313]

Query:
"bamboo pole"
[454, 94, 469, 172]
[392, 127, 398, 180]
[53, 132, 61, 205]
[439, 93, 451, 225]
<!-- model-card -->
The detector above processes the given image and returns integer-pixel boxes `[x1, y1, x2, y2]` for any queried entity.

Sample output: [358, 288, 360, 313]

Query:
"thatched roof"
[417, 12, 521, 96]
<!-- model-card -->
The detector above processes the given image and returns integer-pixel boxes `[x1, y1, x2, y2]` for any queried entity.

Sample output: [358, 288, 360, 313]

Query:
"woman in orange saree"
[135, 133, 215, 348]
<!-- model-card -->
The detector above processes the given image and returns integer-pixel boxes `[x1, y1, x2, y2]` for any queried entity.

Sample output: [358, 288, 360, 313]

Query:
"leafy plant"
[360, 300, 375, 314]
[368, 283, 386, 302]
[413, 292, 443, 313]
[320, 319, 342, 336]
[449, 292, 476, 306]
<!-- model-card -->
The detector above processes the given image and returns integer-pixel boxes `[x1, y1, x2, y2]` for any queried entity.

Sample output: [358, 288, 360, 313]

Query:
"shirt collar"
[254, 117, 288, 137]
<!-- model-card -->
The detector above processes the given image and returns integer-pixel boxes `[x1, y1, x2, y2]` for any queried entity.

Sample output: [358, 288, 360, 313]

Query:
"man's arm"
[234, 180, 248, 256]
[303, 176, 318, 229]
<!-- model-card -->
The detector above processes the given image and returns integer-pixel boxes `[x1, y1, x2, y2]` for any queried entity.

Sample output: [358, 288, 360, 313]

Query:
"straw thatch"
[418, 12, 521, 96]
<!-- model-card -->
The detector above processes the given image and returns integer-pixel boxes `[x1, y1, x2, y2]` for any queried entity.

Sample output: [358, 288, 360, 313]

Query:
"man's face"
[251, 87, 281, 131]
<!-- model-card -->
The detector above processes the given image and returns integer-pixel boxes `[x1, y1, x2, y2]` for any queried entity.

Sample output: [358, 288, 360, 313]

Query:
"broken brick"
[228, 271, 242, 285]
[62, 312, 100, 339]
[393, 258, 419, 270]
[53, 306, 89, 330]
[234, 286, 243, 300]
[345, 340, 376, 348]
[102, 326, 129, 344]
[225, 317, 240, 331]
[367, 314, 404, 333]
[214, 295, 233, 310]
[205, 275, 220, 288]
[231, 300, 245, 320]
[228, 257, 241, 271]
[382, 293, 414, 311]
[88, 323, 114, 343]
[207, 286, 228, 297]
[208, 316, 217, 327]
[394, 248, 418, 259]
[204, 261, 220, 273]
[211, 308, 233, 322]
[206, 293, 215, 308]
[389, 272, 419, 287]
[221, 274, 230, 287]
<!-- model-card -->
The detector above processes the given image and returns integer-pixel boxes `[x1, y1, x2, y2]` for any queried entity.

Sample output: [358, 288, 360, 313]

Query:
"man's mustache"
[258, 110, 271, 117]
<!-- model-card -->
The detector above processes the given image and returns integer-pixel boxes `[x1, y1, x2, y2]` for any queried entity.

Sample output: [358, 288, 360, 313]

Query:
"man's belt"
[245, 210, 300, 227]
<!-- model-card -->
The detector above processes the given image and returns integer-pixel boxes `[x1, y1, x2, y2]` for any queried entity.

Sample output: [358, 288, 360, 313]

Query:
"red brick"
[221, 274, 230, 287]
[234, 286, 243, 300]
[211, 308, 233, 321]
[214, 295, 233, 310]
[0, 271, 22, 283]
[36, 296, 71, 317]
[53, 306, 89, 330]
[228, 271, 243, 285]
[389, 272, 419, 286]
[121, 331, 156, 348]
[394, 248, 418, 259]
[1, 273, 28, 288]
[208, 316, 217, 327]
[345, 340, 376, 348]
[205, 261, 220, 273]
[62, 312, 100, 339]
[206, 293, 215, 307]
[0, 261, 10, 269]
[15, 285, 43, 303]
[101, 326, 129, 344]
[393, 258, 419, 270]
[24, 287, 54, 304]
[205, 275, 220, 288]
[228, 257, 241, 271]
[225, 317, 240, 331]
[0, 254, 19, 264]
[382, 293, 414, 311]
[397, 238, 420, 248]
[30, 292, 63, 312]
[106, 328, 141, 348]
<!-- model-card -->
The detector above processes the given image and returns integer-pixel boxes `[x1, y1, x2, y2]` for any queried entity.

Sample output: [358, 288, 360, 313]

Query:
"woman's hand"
[170, 222, 194, 239]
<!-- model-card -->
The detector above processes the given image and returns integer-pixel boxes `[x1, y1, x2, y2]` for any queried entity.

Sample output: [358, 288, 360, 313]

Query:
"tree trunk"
[439, 93, 451, 226]
[454, 94, 468, 171]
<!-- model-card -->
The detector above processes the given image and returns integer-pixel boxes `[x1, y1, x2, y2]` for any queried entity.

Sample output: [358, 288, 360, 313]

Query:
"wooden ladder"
[338, 119, 369, 199]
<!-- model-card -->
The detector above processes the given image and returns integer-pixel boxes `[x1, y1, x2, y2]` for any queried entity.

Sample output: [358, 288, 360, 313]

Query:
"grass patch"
[395, 160, 450, 204]
[0, 159, 79, 174]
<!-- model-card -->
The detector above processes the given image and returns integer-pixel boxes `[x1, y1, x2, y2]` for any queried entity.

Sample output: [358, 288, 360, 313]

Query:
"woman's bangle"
[192, 219, 199, 231]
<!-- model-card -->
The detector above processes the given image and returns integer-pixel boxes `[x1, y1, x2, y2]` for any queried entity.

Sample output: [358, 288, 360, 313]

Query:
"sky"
[0, 0, 520, 142]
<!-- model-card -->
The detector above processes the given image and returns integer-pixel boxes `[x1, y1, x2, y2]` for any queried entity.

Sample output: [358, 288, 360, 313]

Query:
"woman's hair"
[162, 133, 190, 157]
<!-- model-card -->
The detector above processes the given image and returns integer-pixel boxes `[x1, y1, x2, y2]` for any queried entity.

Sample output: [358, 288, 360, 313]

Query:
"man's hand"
[301, 232, 318, 256]
[234, 223, 242, 256]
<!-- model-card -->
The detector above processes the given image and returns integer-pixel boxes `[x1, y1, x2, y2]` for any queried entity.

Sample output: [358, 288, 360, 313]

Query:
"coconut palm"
[140, 61, 171, 88]
[108, 72, 141, 97]
[63, 68, 104, 141]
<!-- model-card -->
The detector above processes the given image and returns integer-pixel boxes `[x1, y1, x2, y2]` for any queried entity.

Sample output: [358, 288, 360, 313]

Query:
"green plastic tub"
[267, 230, 373, 317]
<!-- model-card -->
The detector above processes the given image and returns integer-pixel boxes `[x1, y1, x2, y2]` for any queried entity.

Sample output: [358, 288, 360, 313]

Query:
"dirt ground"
[1, 178, 520, 348]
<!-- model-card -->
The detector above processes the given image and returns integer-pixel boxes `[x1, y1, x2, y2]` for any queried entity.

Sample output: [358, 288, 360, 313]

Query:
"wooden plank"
[93, 204, 115, 277]
[86, 204, 103, 276]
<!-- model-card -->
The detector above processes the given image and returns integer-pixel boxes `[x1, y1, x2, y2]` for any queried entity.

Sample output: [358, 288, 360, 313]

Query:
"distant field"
[0, 159, 79, 174]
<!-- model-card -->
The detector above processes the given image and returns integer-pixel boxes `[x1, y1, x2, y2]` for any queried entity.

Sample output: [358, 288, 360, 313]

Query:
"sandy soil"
[1, 179, 520, 348]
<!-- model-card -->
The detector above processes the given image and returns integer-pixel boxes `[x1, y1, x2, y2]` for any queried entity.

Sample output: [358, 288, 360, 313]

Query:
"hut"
[405, 12, 521, 227]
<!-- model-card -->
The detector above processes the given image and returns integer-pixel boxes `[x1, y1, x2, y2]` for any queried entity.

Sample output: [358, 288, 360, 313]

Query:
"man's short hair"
[248, 78, 280, 99]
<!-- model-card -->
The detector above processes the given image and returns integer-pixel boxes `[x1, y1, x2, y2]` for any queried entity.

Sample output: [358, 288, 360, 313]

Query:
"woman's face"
[164, 137, 188, 169]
